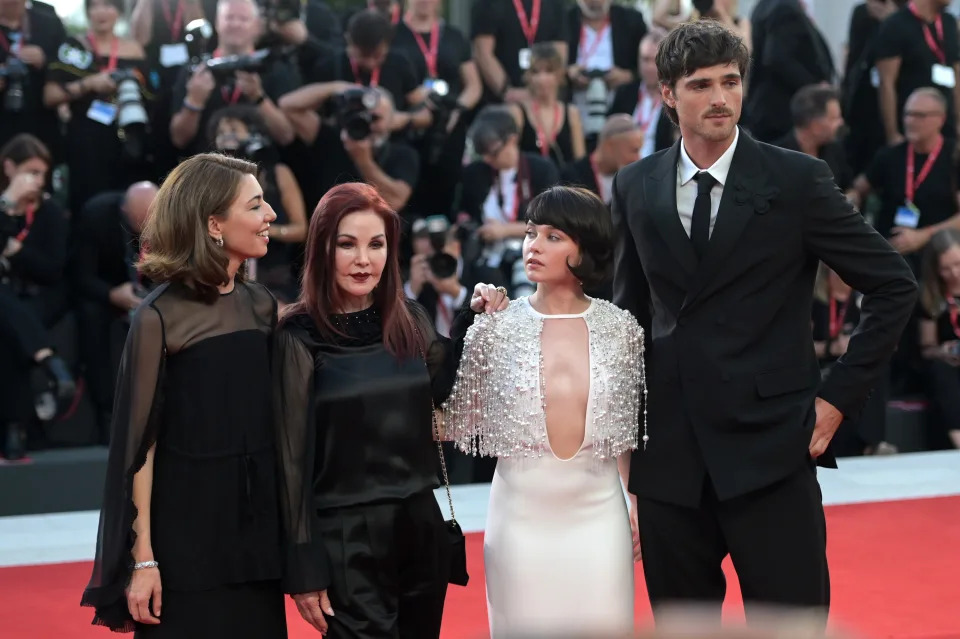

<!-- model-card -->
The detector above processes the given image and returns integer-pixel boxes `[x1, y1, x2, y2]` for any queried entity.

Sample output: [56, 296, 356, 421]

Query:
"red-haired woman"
[273, 182, 506, 638]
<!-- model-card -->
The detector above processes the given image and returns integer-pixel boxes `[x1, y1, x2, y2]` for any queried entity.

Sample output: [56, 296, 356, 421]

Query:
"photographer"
[0, 0, 66, 159]
[560, 114, 643, 206]
[209, 104, 306, 303]
[71, 182, 158, 443]
[280, 83, 420, 213]
[0, 135, 74, 460]
[405, 217, 469, 338]
[566, 0, 647, 144]
[169, 0, 299, 157]
[44, 0, 150, 215]
[460, 105, 558, 296]
[393, 0, 482, 217]
[307, 9, 432, 133]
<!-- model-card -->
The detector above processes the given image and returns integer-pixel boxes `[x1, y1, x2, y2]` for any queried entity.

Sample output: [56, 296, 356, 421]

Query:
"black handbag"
[432, 406, 470, 586]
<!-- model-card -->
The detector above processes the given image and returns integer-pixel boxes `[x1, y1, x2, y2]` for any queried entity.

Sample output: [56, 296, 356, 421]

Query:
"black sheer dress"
[273, 301, 472, 638]
[81, 281, 286, 637]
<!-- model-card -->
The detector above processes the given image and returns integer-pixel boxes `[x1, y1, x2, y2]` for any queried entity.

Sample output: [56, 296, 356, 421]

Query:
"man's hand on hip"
[810, 397, 843, 458]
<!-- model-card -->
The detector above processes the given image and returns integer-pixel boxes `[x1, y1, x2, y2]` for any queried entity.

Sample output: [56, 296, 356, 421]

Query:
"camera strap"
[530, 101, 562, 158]
[87, 32, 119, 72]
[577, 19, 609, 67]
[349, 56, 380, 87]
[14, 202, 36, 243]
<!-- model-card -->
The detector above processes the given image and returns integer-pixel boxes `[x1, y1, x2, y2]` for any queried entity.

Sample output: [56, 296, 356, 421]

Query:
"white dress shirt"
[676, 127, 740, 239]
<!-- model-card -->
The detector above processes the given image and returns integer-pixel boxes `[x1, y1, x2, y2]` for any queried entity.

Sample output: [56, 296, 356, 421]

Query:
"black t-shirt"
[311, 127, 420, 210]
[391, 21, 471, 98]
[471, 0, 568, 90]
[875, 7, 960, 134]
[921, 298, 960, 345]
[0, 7, 66, 154]
[865, 140, 959, 238]
[309, 49, 419, 109]
[170, 57, 301, 157]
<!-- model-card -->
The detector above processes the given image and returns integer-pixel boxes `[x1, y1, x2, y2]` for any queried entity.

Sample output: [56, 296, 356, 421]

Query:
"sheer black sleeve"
[273, 326, 331, 594]
[81, 292, 166, 632]
[408, 299, 478, 406]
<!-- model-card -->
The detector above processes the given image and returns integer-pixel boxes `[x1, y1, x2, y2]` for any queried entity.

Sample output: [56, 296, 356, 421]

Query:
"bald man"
[72, 182, 158, 442]
[560, 114, 645, 205]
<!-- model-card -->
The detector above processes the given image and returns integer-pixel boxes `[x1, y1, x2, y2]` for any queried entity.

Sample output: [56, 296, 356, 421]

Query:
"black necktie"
[691, 171, 717, 260]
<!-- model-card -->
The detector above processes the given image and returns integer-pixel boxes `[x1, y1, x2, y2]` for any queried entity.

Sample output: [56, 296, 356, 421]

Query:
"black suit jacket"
[609, 81, 677, 154]
[566, 4, 647, 73]
[611, 131, 917, 507]
[773, 130, 854, 191]
[746, 0, 835, 141]
[70, 191, 137, 305]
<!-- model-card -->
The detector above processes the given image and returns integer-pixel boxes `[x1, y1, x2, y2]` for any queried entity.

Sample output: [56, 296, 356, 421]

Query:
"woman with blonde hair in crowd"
[81, 153, 287, 637]
[919, 229, 960, 449]
[510, 42, 586, 169]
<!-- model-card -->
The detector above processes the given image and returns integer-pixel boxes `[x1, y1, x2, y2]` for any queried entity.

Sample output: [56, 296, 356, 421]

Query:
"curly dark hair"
[655, 20, 750, 125]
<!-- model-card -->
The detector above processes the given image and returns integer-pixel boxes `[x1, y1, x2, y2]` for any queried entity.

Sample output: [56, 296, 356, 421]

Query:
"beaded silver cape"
[442, 297, 648, 461]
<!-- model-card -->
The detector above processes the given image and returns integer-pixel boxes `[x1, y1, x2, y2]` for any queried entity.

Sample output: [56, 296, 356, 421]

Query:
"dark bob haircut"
[656, 20, 749, 125]
[525, 186, 613, 288]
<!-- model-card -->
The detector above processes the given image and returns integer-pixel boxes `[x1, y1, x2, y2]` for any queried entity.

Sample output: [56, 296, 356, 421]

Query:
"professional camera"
[325, 86, 380, 141]
[110, 68, 149, 162]
[582, 68, 609, 137]
[221, 131, 279, 166]
[184, 18, 214, 67]
[423, 79, 462, 165]
[204, 46, 292, 77]
[0, 57, 29, 112]
[418, 215, 460, 279]
[255, 0, 304, 23]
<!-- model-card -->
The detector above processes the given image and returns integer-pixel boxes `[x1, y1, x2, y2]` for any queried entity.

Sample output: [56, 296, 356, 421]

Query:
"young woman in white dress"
[444, 186, 648, 637]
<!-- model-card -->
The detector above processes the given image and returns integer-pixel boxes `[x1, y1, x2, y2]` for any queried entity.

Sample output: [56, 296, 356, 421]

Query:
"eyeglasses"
[904, 110, 942, 119]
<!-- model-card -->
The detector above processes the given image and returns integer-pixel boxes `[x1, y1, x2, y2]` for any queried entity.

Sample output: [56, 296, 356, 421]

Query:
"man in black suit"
[774, 84, 854, 191]
[611, 21, 917, 620]
[72, 182, 157, 442]
[745, 0, 834, 142]
[609, 29, 677, 159]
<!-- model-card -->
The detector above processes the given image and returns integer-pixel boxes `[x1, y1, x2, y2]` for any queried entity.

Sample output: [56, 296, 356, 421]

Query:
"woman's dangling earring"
[215, 236, 224, 248]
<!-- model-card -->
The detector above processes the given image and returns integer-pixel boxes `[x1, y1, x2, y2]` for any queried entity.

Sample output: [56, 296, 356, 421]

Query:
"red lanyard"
[828, 295, 851, 340]
[531, 101, 561, 157]
[161, 0, 186, 41]
[494, 173, 520, 221]
[88, 32, 119, 72]
[436, 299, 452, 328]
[511, 0, 541, 47]
[634, 91, 660, 130]
[407, 19, 440, 78]
[906, 136, 943, 204]
[577, 21, 609, 66]
[589, 152, 605, 202]
[909, 2, 946, 64]
[350, 57, 380, 87]
[391, 2, 400, 25]
[948, 298, 960, 339]
[14, 203, 36, 242]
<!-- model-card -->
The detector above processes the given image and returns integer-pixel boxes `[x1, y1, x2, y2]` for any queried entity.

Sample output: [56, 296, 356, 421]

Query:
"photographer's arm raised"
[236, 71, 294, 146]
[170, 66, 214, 149]
[278, 81, 354, 145]
[347, 142, 413, 211]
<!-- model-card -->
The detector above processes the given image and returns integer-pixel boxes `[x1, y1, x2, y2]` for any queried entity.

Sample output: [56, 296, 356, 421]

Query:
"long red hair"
[283, 182, 424, 358]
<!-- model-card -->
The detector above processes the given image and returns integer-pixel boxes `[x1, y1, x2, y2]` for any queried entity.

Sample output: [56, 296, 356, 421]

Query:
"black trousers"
[318, 490, 449, 639]
[637, 463, 829, 624]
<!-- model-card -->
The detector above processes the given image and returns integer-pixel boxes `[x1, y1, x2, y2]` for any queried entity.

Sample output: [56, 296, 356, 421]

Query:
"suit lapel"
[645, 141, 698, 276]
[683, 132, 772, 309]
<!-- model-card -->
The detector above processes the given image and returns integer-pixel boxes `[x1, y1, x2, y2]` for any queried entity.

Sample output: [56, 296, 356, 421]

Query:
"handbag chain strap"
[416, 329, 457, 524]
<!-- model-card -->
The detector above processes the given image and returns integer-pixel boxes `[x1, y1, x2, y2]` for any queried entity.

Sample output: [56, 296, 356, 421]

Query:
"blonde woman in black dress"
[81, 153, 286, 637]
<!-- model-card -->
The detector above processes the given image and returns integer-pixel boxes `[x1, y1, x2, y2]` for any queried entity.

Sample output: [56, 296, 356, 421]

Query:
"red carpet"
[0, 496, 958, 639]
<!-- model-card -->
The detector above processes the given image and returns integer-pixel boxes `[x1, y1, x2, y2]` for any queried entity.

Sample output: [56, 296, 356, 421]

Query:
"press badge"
[870, 67, 880, 88]
[424, 78, 449, 96]
[894, 201, 921, 229]
[87, 99, 117, 126]
[518, 48, 532, 70]
[160, 43, 189, 68]
[933, 63, 956, 88]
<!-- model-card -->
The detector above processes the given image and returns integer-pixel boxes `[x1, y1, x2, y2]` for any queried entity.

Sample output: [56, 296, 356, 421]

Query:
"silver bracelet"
[133, 560, 159, 570]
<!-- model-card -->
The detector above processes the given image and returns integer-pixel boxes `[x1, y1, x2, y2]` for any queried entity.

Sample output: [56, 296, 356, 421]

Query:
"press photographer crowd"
[1, 0, 959, 472]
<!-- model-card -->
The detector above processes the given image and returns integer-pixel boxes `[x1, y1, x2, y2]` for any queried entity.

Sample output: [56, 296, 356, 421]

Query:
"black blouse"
[81, 281, 282, 631]
[273, 300, 472, 595]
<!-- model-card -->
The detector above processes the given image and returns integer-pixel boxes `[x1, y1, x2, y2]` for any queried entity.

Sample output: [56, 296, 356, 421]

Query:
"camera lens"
[428, 253, 458, 279]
